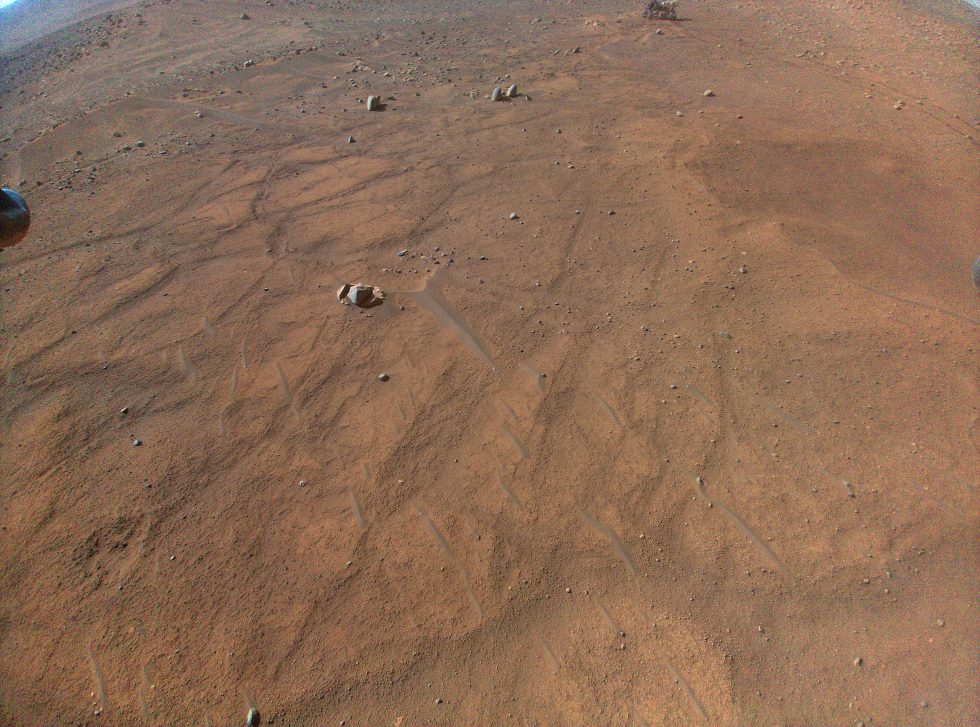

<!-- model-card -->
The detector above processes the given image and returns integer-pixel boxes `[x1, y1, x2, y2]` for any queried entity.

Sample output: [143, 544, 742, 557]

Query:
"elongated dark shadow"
[417, 507, 455, 558]
[275, 363, 292, 407]
[139, 663, 155, 720]
[177, 345, 198, 382]
[87, 645, 109, 706]
[501, 423, 529, 459]
[494, 468, 524, 511]
[593, 393, 623, 428]
[692, 476, 787, 572]
[577, 508, 637, 576]
[538, 636, 560, 673]
[519, 363, 546, 394]
[416, 507, 483, 618]
[666, 661, 708, 723]
[685, 384, 714, 407]
[349, 488, 367, 529]
[760, 399, 814, 434]
[591, 593, 625, 637]
[498, 397, 520, 424]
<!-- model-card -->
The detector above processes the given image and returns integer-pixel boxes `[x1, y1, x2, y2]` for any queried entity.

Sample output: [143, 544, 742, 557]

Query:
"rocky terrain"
[0, 0, 977, 724]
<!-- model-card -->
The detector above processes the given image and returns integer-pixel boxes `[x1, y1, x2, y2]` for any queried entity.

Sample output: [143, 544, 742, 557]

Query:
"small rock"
[132, 439, 142, 447]
[120, 407, 129, 414]
[936, 618, 944, 627]
[718, 331, 732, 339]
[703, 89, 715, 97]
[366, 95, 381, 111]
[246, 707, 261, 726]
[435, 698, 443, 705]
[195, 111, 204, 119]
[378, 373, 389, 381]
[509, 212, 519, 220]
[491, 87, 503, 102]
[298, 480, 307, 487]
[135, 140, 145, 148]
[505, 83, 518, 98]
[655, 28, 664, 34]
[243, 60, 255, 68]
[397, 249, 408, 256]
[241, 12, 251, 20]
[338, 282, 385, 308]
[920, 700, 929, 709]
[347, 135, 355, 143]
[853, 657, 863, 667]
[739, 265, 748, 274]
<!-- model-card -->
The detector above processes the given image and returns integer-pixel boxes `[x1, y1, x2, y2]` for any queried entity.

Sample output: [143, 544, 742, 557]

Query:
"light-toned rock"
[338, 282, 386, 308]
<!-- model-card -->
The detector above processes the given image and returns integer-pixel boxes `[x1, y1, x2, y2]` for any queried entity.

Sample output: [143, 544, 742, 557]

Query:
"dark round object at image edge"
[0, 187, 31, 249]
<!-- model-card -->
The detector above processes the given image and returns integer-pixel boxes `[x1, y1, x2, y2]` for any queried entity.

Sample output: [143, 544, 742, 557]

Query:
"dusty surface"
[1, 0, 978, 724]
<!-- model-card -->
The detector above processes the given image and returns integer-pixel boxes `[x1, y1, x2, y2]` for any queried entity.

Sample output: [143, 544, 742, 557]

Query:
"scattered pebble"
[348, 135, 355, 143]
[509, 212, 519, 220]
[703, 89, 715, 97]
[132, 439, 142, 447]
[120, 407, 129, 414]
[739, 265, 748, 274]
[378, 373, 390, 381]
[853, 656, 863, 667]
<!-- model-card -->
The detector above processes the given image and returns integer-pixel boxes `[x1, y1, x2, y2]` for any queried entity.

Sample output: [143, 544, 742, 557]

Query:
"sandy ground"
[0, 0, 978, 724]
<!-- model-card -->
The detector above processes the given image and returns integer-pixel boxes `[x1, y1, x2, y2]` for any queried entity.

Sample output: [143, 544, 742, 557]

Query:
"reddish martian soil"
[0, 0, 977, 724]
